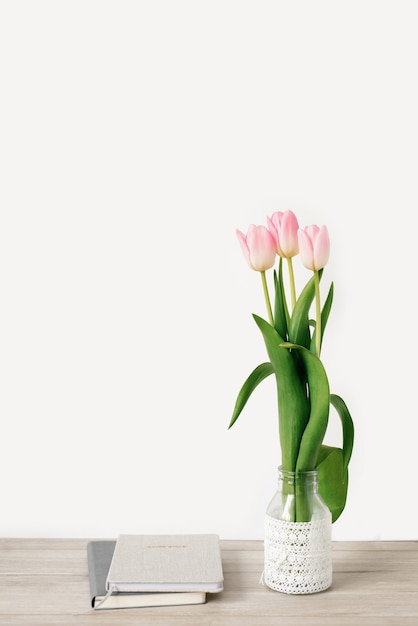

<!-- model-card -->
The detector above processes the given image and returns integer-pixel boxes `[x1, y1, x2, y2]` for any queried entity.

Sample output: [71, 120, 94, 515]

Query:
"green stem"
[287, 257, 296, 311]
[296, 490, 311, 522]
[314, 270, 321, 357]
[295, 478, 313, 522]
[261, 271, 274, 326]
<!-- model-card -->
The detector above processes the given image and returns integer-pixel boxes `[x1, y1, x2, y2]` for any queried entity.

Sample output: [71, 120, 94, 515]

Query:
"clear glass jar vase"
[264, 467, 332, 594]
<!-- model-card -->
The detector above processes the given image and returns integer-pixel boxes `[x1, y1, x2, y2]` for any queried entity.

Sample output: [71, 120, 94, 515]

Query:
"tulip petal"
[236, 229, 252, 268]
[246, 225, 276, 271]
[298, 228, 315, 271]
[313, 226, 330, 270]
[268, 210, 299, 258]
[280, 210, 299, 257]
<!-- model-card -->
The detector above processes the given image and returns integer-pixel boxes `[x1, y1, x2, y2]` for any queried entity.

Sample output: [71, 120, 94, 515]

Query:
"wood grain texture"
[0, 539, 417, 625]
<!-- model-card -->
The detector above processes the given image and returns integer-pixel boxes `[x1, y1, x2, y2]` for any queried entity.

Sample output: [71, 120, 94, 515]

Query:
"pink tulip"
[297, 225, 330, 271]
[236, 225, 277, 272]
[267, 210, 299, 258]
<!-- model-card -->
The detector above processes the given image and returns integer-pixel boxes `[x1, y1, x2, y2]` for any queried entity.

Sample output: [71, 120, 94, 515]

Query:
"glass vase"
[264, 467, 332, 594]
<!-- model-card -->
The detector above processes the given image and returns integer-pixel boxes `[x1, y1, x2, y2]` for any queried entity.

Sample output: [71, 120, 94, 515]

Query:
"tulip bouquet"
[229, 210, 354, 523]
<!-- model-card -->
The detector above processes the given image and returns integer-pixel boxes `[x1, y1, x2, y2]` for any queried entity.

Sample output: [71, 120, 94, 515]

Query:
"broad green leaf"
[316, 395, 354, 522]
[288, 270, 323, 348]
[273, 260, 289, 340]
[330, 393, 354, 470]
[228, 362, 274, 429]
[253, 315, 309, 471]
[310, 282, 334, 355]
[281, 342, 330, 471]
[317, 444, 349, 523]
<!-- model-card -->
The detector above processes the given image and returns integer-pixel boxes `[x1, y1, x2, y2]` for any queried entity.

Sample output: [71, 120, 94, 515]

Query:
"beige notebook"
[105, 534, 224, 593]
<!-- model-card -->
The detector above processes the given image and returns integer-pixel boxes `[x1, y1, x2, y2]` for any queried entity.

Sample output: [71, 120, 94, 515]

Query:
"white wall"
[1, 1, 417, 541]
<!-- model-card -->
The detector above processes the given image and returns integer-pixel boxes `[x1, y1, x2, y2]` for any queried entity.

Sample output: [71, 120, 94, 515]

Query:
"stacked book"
[87, 533, 224, 610]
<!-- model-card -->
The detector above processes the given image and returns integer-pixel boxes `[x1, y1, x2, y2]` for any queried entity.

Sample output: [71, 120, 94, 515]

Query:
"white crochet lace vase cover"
[264, 514, 332, 594]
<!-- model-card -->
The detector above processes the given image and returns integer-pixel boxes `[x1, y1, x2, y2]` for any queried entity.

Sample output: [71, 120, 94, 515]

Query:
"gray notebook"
[105, 533, 224, 593]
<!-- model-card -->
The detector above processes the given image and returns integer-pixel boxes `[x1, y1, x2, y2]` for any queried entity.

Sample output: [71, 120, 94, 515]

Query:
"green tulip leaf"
[253, 316, 309, 471]
[288, 270, 323, 349]
[273, 260, 289, 340]
[317, 444, 348, 523]
[310, 282, 334, 355]
[228, 362, 274, 429]
[281, 342, 330, 472]
[330, 393, 354, 470]
[316, 395, 354, 522]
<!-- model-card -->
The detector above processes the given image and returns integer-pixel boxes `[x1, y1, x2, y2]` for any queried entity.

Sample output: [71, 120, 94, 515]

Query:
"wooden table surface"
[0, 539, 417, 625]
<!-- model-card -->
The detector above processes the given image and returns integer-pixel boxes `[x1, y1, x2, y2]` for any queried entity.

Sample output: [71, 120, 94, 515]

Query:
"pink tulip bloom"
[236, 225, 277, 272]
[298, 225, 330, 271]
[267, 210, 300, 258]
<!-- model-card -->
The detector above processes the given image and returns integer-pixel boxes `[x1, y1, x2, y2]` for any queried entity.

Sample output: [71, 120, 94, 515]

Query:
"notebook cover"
[105, 533, 224, 593]
[86, 540, 207, 609]
[87, 540, 116, 606]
